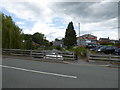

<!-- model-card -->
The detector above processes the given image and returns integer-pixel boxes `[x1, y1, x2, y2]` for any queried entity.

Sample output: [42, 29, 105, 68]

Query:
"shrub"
[68, 46, 88, 59]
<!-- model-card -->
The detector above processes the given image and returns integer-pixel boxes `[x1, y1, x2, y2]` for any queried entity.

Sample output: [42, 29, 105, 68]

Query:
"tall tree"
[23, 34, 33, 49]
[64, 21, 77, 48]
[55, 38, 60, 41]
[2, 13, 23, 49]
[32, 32, 45, 45]
[32, 32, 50, 46]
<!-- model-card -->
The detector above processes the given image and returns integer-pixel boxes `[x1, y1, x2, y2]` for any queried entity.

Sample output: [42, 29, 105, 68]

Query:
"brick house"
[77, 34, 98, 46]
[99, 37, 110, 43]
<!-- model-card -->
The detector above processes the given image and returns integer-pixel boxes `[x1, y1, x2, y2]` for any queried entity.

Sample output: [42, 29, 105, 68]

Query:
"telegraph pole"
[78, 23, 80, 37]
[78, 23, 80, 46]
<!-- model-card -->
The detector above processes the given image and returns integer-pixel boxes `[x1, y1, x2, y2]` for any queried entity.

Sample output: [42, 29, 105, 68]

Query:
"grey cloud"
[18, 2, 42, 12]
[6, 2, 47, 22]
[50, 2, 118, 23]
[89, 2, 118, 21]
[49, 2, 118, 38]
[18, 2, 43, 19]
[2, 1, 118, 40]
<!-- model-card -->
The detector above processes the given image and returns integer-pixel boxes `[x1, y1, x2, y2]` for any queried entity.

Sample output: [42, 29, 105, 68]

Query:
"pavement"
[2, 55, 120, 68]
[65, 59, 120, 68]
[1, 55, 119, 88]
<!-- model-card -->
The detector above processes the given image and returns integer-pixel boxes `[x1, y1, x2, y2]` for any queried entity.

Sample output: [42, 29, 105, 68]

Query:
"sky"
[1, 0, 120, 41]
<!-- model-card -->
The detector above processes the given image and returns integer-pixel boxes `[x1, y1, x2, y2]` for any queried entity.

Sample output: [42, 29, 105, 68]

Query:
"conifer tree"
[64, 21, 77, 48]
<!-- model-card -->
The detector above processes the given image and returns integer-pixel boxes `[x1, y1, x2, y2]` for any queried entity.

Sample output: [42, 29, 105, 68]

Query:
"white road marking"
[0, 65, 77, 79]
[98, 65, 111, 67]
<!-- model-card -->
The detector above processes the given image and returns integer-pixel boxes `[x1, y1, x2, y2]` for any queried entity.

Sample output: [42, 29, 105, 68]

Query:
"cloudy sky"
[1, 0, 119, 41]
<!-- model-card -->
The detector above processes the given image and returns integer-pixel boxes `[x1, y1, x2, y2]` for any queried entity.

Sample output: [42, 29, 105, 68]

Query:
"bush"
[68, 46, 88, 59]
[55, 46, 62, 50]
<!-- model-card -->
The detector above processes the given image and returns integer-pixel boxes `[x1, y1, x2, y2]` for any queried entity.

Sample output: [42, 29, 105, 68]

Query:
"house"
[99, 37, 110, 43]
[52, 39, 64, 47]
[109, 40, 119, 44]
[77, 34, 98, 46]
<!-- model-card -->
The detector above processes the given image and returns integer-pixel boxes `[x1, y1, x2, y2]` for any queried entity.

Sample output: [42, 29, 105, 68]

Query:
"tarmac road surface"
[2, 56, 118, 88]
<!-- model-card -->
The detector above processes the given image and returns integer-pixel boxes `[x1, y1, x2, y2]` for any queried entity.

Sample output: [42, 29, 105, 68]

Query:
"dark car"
[96, 46, 117, 54]
[86, 43, 97, 49]
[114, 48, 120, 55]
[90, 45, 103, 51]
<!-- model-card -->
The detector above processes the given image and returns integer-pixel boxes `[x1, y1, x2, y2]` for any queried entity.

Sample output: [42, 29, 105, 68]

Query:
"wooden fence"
[2, 49, 75, 60]
[88, 53, 120, 62]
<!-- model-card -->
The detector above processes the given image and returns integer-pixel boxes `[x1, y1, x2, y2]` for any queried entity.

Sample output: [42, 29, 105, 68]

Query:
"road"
[2, 56, 118, 88]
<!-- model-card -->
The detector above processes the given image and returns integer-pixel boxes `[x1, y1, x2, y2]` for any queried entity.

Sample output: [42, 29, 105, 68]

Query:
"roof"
[80, 34, 97, 37]
[99, 38, 110, 41]
[77, 34, 97, 40]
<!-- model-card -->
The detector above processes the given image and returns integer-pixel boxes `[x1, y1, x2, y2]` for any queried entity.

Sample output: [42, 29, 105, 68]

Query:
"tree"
[2, 13, 51, 50]
[32, 32, 44, 45]
[32, 32, 50, 47]
[55, 38, 60, 41]
[2, 13, 23, 49]
[23, 34, 33, 49]
[50, 41, 53, 46]
[64, 21, 77, 48]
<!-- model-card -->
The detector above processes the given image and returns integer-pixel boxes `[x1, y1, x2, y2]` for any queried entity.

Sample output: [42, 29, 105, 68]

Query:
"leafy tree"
[2, 13, 23, 49]
[23, 34, 33, 49]
[64, 21, 77, 48]
[50, 41, 53, 46]
[32, 32, 44, 45]
[55, 38, 60, 41]
[55, 46, 62, 51]
[32, 32, 50, 46]
[43, 39, 50, 46]
[1, 13, 50, 50]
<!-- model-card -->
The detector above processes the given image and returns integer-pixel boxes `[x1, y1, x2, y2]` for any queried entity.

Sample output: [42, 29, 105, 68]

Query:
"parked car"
[44, 52, 63, 60]
[90, 45, 103, 51]
[86, 43, 97, 49]
[96, 46, 117, 54]
[114, 48, 120, 55]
